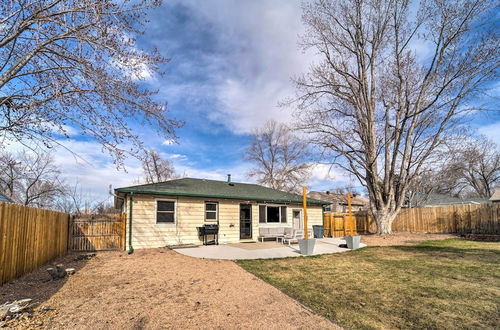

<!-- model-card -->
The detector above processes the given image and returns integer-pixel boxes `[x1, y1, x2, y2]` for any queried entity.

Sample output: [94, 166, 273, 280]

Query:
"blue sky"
[14, 0, 498, 204]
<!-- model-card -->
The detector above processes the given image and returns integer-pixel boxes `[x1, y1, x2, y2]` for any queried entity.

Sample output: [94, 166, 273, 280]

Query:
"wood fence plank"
[68, 217, 125, 252]
[324, 203, 499, 236]
[0, 202, 70, 286]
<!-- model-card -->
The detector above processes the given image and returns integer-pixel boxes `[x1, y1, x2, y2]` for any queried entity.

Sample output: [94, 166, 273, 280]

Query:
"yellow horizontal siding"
[125, 195, 323, 249]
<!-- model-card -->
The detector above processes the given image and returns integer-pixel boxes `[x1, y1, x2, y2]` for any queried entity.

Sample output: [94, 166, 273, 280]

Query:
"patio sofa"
[259, 227, 293, 242]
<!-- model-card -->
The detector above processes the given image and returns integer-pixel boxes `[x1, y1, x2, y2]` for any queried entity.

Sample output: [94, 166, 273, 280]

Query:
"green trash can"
[312, 225, 324, 238]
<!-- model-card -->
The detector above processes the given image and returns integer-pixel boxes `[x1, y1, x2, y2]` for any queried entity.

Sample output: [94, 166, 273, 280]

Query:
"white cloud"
[111, 45, 154, 82]
[168, 153, 188, 161]
[1, 139, 142, 203]
[478, 122, 500, 146]
[169, 0, 314, 134]
[307, 163, 352, 189]
[175, 162, 252, 184]
[162, 139, 176, 146]
[2, 137, 257, 203]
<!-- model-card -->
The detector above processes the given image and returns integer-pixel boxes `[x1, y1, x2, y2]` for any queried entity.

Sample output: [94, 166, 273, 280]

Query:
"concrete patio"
[173, 237, 367, 260]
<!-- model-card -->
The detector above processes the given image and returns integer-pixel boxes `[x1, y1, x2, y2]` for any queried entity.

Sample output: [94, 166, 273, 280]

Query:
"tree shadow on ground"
[0, 252, 93, 308]
[388, 242, 500, 262]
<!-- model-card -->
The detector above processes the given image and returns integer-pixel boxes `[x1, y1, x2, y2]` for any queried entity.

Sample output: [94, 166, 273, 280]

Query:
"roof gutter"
[114, 189, 329, 206]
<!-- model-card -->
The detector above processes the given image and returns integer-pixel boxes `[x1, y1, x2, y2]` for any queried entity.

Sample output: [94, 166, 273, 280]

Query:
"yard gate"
[69, 215, 126, 251]
[323, 212, 375, 237]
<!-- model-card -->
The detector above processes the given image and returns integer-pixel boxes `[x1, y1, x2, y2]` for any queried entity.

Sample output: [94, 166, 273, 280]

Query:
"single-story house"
[307, 191, 369, 212]
[114, 177, 328, 250]
[490, 189, 500, 203]
[404, 193, 490, 208]
[0, 192, 13, 203]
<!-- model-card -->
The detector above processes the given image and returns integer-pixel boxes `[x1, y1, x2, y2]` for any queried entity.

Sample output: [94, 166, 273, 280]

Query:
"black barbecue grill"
[197, 224, 219, 245]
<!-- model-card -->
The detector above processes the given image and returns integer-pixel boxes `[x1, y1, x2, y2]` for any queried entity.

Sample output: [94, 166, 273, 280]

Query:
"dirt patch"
[462, 234, 500, 241]
[1, 253, 92, 306]
[360, 232, 456, 246]
[1, 248, 339, 330]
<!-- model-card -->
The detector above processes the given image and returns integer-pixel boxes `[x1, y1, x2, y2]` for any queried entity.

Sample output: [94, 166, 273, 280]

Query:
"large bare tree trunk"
[291, 0, 498, 235]
[373, 208, 398, 235]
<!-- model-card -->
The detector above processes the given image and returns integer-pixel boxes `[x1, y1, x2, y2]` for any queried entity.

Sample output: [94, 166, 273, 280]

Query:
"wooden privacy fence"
[323, 203, 500, 236]
[323, 212, 374, 237]
[69, 215, 125, 251]
[0, 202, 69, 285]
[392, 203, 500, 234]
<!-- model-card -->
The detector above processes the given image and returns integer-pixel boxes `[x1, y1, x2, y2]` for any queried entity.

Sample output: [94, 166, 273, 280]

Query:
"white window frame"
[156, 199, 177, 224]
[259, 204, 287, 224]
[204, 201, 218, 222]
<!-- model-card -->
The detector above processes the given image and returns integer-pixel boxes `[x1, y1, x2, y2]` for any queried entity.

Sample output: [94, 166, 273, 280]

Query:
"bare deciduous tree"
[0, 0, 182, 165]
[406, 137, 500, 203]
[443, 137, 500, 198]
[142, 149, 176, 183]
[0, 150, 65, 208]
[292, 0, 499, 233]
[56, 180, 88, 215]
[56, 180, 117, 216]
[246, 120, 311, 193]
[0, 151, 20, 198]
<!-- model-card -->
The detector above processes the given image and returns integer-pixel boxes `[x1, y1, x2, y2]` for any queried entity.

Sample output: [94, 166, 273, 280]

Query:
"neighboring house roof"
[490, 189, 500, 202]
[0, 192, 13, 203]
[408, 193, 490, 207]
[307, 191, 369, 206]
[115, 178, 328, 205]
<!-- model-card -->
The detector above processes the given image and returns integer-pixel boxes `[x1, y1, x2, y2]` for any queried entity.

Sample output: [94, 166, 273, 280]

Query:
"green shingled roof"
[409, 193, 490, 207]
[115, 178, 327, 205]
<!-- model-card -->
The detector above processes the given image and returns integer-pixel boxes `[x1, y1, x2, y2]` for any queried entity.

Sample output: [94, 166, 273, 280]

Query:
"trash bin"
[345, 235, 361, 250]
[312, 225, 324, 238]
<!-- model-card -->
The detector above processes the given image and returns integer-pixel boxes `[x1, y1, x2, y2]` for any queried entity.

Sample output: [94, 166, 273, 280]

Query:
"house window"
[259, 205, 287, 223]
[157, 200, 175, 223]
[267, 206, 280, 223]
[205, 202, 218, 221]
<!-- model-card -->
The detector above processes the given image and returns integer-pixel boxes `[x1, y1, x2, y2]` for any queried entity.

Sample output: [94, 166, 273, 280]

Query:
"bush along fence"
[0, 202, 69, 285]
[324, 203, 500, 236]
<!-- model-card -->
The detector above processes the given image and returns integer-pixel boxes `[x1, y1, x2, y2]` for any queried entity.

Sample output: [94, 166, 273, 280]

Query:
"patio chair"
[277, 228, 294, 243]
[282, 229, 304, 246]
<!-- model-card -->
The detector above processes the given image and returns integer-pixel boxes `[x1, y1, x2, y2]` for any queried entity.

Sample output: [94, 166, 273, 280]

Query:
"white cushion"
[259, 228, 270, 236]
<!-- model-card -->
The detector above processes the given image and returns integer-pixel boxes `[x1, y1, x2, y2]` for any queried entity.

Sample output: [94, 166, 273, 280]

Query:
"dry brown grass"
[360, 232, 456, 246]
[238, 239, 500, 329]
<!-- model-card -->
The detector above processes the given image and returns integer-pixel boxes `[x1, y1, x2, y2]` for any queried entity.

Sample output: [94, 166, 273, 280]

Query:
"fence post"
[67, 214, 73, 252]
